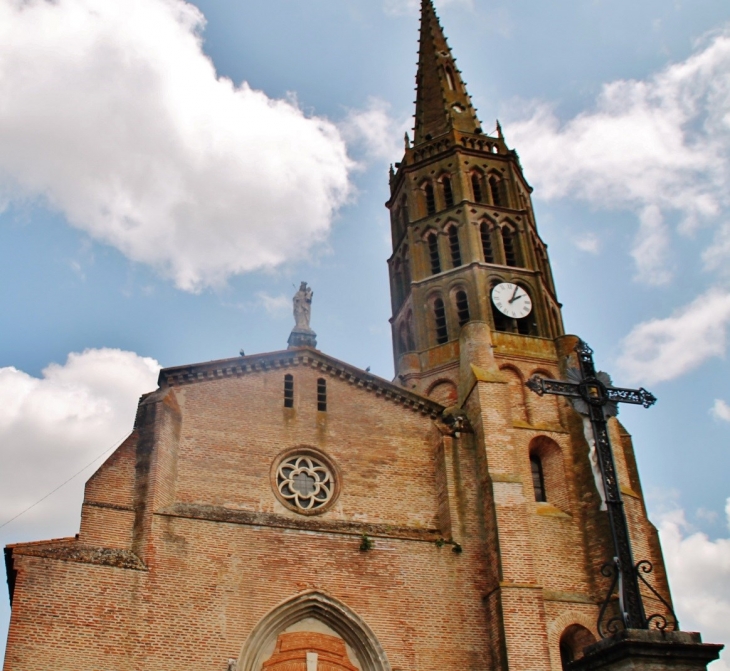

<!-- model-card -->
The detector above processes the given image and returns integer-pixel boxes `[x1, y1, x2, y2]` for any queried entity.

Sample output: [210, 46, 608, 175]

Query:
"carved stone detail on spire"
[413, 0, 481, 145]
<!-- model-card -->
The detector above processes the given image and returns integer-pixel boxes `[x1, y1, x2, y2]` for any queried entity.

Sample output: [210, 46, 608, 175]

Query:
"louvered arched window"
[501, 227, 518, 267]
[455, 290, 470, 326]
[427, 233, 441, 275]
[471, 173, 483, 203]
[402, 245, 411, 288]
[425, 183, 436, 215]
[489, 175, 505, 207]
[448, 227, 461, 267]
[393, 259, 404, 307]
[442, 176, 454, 208]
[434, 298, 448, 344]
[480, 223, 494, 263]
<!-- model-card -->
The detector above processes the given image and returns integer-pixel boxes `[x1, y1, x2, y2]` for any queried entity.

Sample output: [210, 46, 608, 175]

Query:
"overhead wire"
[0, 433, 130, 531]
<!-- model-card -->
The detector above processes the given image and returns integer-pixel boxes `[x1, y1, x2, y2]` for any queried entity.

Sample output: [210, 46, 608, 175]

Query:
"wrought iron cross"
[525, 340, 675, 636]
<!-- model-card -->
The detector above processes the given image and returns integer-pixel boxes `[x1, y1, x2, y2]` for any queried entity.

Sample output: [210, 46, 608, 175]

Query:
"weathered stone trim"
[158, 503, 441, 542]
[543, 589, 596, 605]
[83, 501, 134, 513]
[9, 544, 146, 571]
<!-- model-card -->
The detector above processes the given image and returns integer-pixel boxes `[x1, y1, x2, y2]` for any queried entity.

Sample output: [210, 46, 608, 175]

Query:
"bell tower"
[387, 0, 564, 401]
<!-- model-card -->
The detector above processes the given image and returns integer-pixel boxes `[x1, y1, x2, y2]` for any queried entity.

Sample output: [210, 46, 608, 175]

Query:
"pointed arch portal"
[235, 591, 392, 671]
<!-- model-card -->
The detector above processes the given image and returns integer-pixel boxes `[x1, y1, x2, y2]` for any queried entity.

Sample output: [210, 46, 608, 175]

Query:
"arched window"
[455, 290, 470, 326]
[427, 233, 441, 274]
[397, 328, 407, 355]
[471, 173, 483, 203]
[480, 223, 494, 263]
[284, 374, 294, 408]
[559, 641, 574, 671]
[501, 227, 518, 267]
[442, 176, 454, 208]
[317, 378, 327, 412]
[559, 625, 597, 670]
[425, 183, 436, 215]
[405, 313, 416, 351]
[434, 298, 448, 344]
[489, 175, 505, 207]
[448, 226, 461, 267]
[530, 455, 546, 502]
[402, 245, 412, 289]
[393, 260, 404, 306]
[529, 436, 570, 510]
[400, 196, 409, 229]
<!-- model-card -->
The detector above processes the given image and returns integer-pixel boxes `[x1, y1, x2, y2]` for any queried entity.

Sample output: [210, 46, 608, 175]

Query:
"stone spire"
[413, 0, 482, 145]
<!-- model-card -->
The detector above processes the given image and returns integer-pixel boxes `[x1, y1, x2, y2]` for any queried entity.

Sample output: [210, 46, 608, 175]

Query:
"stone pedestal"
[288, 327, 317, 349]
[572, 630, 723, 671]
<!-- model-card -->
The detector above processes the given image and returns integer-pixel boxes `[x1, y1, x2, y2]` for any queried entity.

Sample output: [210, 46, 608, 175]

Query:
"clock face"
[491, 282, 533, 319]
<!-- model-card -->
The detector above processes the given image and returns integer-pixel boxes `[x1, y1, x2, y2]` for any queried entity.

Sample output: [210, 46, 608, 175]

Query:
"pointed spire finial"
[412, 0, 482, 146]
[496, 119, 503, 139]
[404, 132, 411, 150]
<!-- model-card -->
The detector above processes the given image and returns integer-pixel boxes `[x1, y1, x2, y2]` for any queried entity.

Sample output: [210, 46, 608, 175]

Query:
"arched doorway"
[264, 630, 359, 671]
[234, 591, 391, 671]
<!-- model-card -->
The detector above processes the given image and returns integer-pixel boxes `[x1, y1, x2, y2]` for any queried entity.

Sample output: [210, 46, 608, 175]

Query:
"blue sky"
[2, 0, 730, 664]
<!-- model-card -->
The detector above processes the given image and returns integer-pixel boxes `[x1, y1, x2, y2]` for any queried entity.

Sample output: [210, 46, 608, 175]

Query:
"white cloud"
[257, 291, 291, 317]
[616, 289, 730, 384]
[340, 98, 410, 164]
[0, 0, 353, 292]
[574, 232, 601, 254]
[704, 222, 730, 275]
[0, 349, 159, 540]
[712, 399, 730, 423]
[506, 29, 730, 284]
[658, 502, 730, 667]
[631, 205, 672, 285]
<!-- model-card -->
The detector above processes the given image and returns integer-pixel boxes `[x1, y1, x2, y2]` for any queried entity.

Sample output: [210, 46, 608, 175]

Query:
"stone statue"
[292, 282, 313, 331]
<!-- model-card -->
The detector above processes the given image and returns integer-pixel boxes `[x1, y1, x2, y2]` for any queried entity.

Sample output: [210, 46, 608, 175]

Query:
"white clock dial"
[491, 282, 533, 319]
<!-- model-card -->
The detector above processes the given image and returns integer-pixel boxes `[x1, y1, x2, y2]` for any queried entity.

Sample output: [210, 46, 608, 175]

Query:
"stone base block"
[572, 630, 723, 671]
[288, 328, 317, 349]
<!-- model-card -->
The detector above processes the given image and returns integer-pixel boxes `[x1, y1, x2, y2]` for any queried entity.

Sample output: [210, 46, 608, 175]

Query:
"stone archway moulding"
[235, 591, 392, 671]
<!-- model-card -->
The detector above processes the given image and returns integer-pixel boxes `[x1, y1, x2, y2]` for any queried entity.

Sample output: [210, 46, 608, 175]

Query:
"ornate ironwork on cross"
[525, 339, 678, 638]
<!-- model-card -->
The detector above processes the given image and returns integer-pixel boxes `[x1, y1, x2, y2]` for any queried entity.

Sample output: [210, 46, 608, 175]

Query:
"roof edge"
[158, 347, 444, 418]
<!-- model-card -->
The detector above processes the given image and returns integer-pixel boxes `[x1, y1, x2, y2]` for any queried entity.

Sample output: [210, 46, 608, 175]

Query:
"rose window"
[276, 455, 334, 512]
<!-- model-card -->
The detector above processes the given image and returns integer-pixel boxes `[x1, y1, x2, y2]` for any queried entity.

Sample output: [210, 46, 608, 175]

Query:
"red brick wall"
[4, 342, 673, 671]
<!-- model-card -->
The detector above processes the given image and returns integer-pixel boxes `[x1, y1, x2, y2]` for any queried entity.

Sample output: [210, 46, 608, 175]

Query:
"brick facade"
[3, 2, 674, 669]
[3, 333, 672, 671]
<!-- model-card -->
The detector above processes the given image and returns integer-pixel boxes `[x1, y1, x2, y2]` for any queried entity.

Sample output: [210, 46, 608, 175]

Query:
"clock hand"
[509, 285, 519, 302]
[509, 291, 524, 304]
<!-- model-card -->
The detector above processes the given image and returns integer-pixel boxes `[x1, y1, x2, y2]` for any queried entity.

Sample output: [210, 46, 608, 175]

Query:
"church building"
[5, 2, 697, 670]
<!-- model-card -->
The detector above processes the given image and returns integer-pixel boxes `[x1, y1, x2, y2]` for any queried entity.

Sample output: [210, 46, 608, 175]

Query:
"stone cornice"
[158, 347, 444, 418]
[7, 542, 146, 572]
[158, 503, 442, 543]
